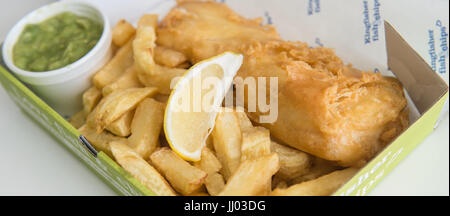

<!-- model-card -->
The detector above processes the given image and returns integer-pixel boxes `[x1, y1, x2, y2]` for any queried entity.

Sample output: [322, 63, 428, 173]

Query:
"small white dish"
[2, 0, 112, 117]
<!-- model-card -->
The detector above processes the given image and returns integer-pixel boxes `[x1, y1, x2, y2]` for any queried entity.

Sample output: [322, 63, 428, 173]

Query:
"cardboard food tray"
[0, 20, 448, 195]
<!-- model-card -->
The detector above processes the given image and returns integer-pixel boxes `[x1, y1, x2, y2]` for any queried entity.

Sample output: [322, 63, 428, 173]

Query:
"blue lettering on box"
[308, 0, 321, 16]
[372, 0, 381, 42]
[436, 20, 448, 75]
[363, 0, 382, 44]
[363, 0, 371, 44]
[429, 20, 448, 75]
[315, 38, 324, 47]
[428, 29, 437, 71]
[264, 11, 273, 25]
[315, 0, 321, 13]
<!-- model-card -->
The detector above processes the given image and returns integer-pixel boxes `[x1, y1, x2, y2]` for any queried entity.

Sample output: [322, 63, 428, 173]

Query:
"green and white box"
[0, 0, 448, 196]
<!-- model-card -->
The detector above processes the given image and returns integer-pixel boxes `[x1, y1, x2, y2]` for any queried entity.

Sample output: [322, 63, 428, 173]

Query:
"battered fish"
[157, 0, 409, 166]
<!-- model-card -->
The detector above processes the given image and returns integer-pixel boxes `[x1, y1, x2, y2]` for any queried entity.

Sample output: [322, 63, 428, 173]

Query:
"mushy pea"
[13, 12, 103, 72]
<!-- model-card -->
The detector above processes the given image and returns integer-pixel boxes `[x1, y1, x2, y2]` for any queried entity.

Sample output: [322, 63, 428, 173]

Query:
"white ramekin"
[2, 1, 112, 118]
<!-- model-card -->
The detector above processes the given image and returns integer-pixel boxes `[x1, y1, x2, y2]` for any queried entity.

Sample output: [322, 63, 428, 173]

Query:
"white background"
[0, 0, 448, 195]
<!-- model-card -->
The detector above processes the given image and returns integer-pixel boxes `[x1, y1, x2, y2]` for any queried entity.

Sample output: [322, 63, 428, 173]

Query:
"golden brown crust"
[157, 1, 409, 166]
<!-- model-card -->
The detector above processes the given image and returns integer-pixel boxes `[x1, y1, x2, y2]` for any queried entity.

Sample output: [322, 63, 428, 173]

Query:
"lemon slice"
[164, 52, 244, 161]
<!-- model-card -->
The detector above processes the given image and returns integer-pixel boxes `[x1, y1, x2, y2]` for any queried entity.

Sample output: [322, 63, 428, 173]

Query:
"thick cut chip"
[133, 14, 158, 75]
[194, 147, 222, 174]
[83, 87, 102, 113]
[138, 14, 158, 29]
[105, 110, 135, 137]
[93, 40, 134, 89]
[89, 87, 158, 133]
[194, 148, 224, 196]
[239, 126, 272, 195]
[110, 141, 176, 196]
[235, 108, 253, 132]
[212, 108, 242, 180]
[290, 157, 341, 184]
[112, 19, 136, 47]
[128, 98, 165, 158]
[133, 15, 186, 95]
[219, 154, 279, 196]
[271, 168, 358, 196]
[271, 141, 311, 180]
[205, 172, 225, 196]
[70, 110, 87, 129]
[138, 64, 186, 95]
[240, 127, 271, 161]
[150, 147, 207, 195]
[154, 46, 188, 68]
[102, 65, 143, 96]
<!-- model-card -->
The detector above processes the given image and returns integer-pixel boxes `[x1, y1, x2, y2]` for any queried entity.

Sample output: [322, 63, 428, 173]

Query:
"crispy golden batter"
[157, 0, 408, 166]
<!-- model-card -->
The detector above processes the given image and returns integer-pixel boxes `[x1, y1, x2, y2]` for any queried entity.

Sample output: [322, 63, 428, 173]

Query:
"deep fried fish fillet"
[157, 0, 409, 166]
